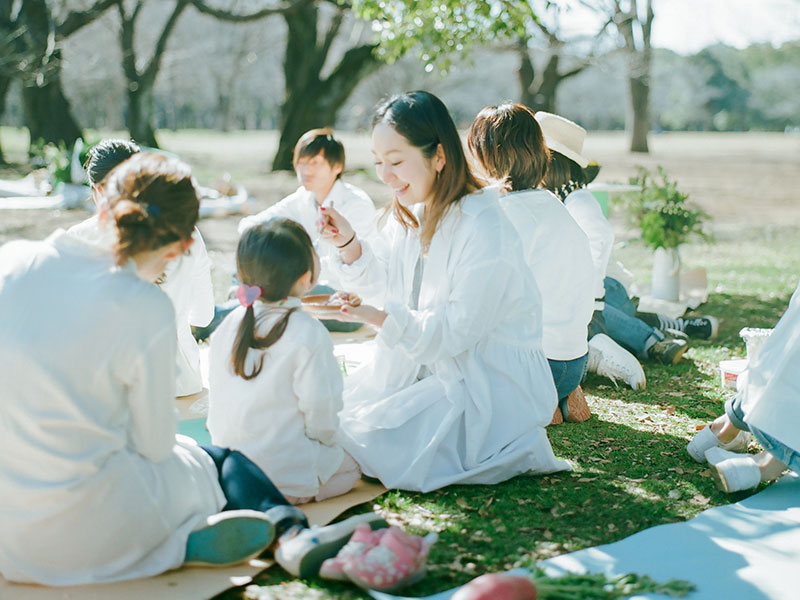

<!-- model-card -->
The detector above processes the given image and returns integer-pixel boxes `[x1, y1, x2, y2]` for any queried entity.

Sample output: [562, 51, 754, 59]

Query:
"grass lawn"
[2, 126, 798, 598]
[215, 225, 800, 599]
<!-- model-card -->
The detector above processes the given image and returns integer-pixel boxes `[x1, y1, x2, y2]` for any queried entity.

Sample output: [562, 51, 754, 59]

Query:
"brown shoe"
[549, 406, 563, 426]
[562, 386, 591, 423]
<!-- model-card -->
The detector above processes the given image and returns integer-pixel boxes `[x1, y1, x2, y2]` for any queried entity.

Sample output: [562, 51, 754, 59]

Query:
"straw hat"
[534, 112, 589, 168]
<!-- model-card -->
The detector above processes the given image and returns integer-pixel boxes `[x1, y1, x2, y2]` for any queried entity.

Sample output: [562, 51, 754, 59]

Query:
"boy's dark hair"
[292, 128, 345, 177]
[232, 219, 315, 380]
[85, 139, 141, 185]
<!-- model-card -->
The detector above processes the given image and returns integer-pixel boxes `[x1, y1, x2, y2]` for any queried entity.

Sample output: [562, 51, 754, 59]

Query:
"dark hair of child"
[102, 153, 198, 265]
[372, 90, 481, 250]
[292, 128, 345, 178]
[467, 102, 550, 193]
[85, 139, 141, 185]
[232, 218, 316, 380]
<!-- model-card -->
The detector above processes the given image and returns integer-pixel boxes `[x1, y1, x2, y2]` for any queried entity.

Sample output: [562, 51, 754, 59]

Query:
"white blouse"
[331, 187, 569, 492]
[238, 179, 377, 290]
[500, 189, 595, 361]
[207, 299, 345, 498]
[564, 188, 614, 305]
[0, 231, 224, 585]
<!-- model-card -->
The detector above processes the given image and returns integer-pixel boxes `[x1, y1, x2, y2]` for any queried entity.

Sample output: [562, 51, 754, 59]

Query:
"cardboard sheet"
[1, 381, 387, 600]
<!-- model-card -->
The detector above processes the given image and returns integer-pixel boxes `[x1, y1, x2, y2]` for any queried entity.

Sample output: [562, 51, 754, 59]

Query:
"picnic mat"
[374, 472, 800, 600]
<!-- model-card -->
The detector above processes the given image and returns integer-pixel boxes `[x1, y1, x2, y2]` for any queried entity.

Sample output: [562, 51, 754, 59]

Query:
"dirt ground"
[1, 130, 798, 299]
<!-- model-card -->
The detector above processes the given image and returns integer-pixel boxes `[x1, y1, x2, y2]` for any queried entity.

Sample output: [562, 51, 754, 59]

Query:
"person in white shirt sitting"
[195, 129, 378, 339]
[68, 139, 214, 396]
[207, 218, 361, 505]
[467, 102, 595, 424]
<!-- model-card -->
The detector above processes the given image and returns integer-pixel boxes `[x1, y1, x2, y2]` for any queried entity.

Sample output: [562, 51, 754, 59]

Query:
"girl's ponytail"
[232, 305, 298, 380]
[229, 219, 316, 381]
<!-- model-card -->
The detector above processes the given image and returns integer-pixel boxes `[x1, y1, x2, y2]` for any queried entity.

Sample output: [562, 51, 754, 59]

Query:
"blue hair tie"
[145, 204, 161, 218]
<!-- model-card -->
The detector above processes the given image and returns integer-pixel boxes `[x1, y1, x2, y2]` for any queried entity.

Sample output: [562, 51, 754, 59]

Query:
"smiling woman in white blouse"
[318, 91, 569, 493]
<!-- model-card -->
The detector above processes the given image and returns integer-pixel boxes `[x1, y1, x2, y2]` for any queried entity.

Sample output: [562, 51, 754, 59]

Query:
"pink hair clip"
[237, 284, 262, 308]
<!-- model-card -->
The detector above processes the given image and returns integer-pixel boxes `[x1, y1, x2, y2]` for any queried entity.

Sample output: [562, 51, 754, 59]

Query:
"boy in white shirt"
[196, 128, 377, 337]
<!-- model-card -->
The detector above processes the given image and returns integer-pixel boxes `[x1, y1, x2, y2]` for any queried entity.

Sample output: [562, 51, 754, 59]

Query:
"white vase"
[651, 246, 681, 302]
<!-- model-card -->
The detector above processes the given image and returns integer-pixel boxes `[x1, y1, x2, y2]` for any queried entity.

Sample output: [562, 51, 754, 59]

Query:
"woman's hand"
[320, 206, 362, 264]
[325, 303, 386, 328]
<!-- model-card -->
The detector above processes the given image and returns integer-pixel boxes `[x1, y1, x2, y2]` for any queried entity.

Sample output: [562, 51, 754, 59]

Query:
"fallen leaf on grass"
[456, 497, 476, 511]
[692, 494, 711, 505]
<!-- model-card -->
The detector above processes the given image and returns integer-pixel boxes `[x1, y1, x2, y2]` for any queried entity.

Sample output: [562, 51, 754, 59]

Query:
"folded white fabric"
[705, 446, 761, 493]
[687, 425, 750, 463]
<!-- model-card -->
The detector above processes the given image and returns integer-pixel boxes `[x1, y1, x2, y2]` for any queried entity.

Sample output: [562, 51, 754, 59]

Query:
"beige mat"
[0, 480, 387, 600]
[1, 328, 386, 599]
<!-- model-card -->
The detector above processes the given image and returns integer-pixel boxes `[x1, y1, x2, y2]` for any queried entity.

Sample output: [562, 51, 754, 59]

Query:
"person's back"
[207, 219, 358, 504]
[0, 231, 225, 584]
[499, 189, 595, 361]
[208, 304, 345, 499]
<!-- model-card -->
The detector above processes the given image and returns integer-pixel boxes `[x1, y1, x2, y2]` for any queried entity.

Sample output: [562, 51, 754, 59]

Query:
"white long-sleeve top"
[739, 278, 800, 453]
[330, 187, 569, 492]
[206, 299, 345, 498]
[563, 188, 614, 306]
[238, 180, 377, 290]
[500, 189, 595, 361]
[67, 216, 214, 396]
[0, 231, 224, 585]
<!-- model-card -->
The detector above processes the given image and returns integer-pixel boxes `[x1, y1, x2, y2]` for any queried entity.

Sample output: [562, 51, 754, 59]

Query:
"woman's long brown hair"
[373, 91, 481, 251]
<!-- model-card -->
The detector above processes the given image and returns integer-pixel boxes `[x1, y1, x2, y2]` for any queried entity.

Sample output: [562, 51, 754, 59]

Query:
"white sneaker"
[705, 447, 761, 493]
[587, 334, 646, 390]
[687, 426, 751, 463]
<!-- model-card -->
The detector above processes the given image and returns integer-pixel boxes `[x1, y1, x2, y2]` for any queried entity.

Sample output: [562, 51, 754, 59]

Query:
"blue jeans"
[589, 277, 662, 361]
[725, 395, 800, 475]
[548, 353, 589, 402]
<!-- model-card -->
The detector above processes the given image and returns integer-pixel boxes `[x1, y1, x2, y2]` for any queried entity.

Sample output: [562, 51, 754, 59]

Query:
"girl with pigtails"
[207, 218, 361, 505]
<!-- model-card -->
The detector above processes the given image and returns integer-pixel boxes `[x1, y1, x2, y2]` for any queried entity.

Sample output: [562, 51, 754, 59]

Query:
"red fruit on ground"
[451, 573, 537, 600]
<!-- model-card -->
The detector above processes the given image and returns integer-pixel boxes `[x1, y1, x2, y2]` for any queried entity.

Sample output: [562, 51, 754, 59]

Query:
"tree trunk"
[517, 47, 536, 109]
[22, 65, 82, 148]
[127, 83, 158, 148]
[0, 74, 9, 164]
[628, 70, 650, 152]
[272, 4, 380, 171]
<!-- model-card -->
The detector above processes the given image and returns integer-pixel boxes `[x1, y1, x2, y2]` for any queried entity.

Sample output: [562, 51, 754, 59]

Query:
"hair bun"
[113, 199, 151, 227]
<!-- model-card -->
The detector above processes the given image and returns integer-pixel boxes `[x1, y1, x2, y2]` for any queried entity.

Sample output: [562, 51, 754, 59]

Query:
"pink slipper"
[343, 526, 437, 592]
[319, 523, 385, 581]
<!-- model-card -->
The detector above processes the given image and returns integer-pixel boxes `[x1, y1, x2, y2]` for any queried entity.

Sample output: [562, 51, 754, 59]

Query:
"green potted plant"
[624, 166, 710, 301]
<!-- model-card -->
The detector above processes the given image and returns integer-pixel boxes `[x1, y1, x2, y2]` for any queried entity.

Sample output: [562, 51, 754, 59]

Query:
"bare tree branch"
[189, 0, 313, 22]
[58, 0, 120, 38]
[142, 0, 190, 85]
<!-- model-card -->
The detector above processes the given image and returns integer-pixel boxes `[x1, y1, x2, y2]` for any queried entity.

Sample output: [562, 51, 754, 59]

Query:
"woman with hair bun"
[0, 153, 308, 585]
[319, 91, 568, 492]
